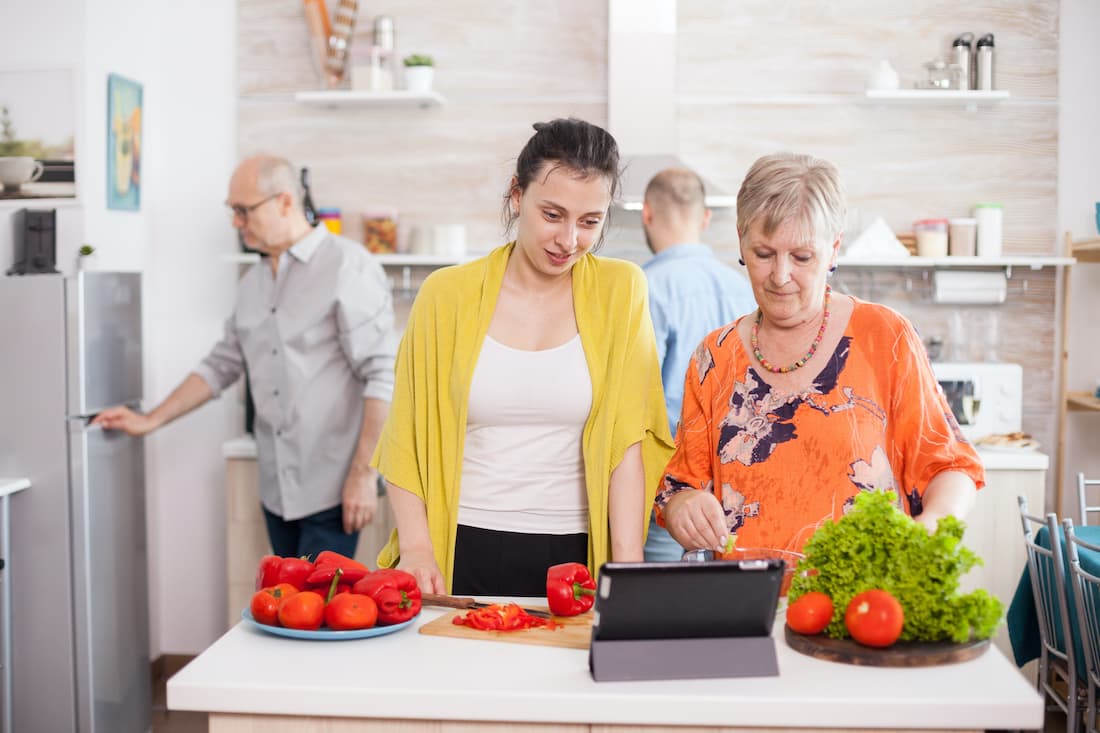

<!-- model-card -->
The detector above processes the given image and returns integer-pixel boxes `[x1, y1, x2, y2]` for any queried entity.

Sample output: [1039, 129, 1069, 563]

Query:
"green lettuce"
[787, 490, 1003, 642]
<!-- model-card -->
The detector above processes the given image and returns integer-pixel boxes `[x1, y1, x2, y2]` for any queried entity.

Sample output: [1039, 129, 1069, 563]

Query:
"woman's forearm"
[608, 442, 645, 562]
[916, 470, 978, 529]
[385, 480, 435, 555]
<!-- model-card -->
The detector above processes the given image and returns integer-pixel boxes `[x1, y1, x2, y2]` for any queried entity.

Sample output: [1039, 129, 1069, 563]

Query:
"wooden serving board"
[784, 626, 990, 667]
[419, 608, 594, 649]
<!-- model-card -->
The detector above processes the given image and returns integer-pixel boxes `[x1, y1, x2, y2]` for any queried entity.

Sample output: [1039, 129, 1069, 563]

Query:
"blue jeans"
[262, 504, 358, 560]
[644, 511, 686, 562]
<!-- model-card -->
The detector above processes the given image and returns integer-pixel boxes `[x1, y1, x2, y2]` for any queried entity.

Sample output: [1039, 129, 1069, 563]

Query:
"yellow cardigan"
[371, 243, 674, 590]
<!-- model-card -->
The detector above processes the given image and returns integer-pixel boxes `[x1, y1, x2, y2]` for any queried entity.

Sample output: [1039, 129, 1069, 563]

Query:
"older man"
[94, 153, 396, 559]
[641, 167, 756, 561]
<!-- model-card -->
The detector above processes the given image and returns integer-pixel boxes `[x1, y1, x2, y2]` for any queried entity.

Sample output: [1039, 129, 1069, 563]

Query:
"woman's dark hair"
[502, 118, 621, 247]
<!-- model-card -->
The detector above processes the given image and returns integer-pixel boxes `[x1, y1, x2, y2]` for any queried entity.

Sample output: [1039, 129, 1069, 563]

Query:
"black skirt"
[451, 524, 588, 597]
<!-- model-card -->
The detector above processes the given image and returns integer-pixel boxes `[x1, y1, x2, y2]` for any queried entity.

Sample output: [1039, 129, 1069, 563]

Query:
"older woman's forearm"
[916, 471, 978, 530]
[608, 442, 645, 562]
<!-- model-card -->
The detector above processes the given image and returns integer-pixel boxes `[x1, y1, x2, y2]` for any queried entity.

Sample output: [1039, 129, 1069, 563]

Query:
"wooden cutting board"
[784, 626, 990, 667]
[419, 607, 594, 649]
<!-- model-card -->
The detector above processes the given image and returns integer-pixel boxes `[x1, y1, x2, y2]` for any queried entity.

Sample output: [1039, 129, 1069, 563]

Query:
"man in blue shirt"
[641, 167, 756, 561]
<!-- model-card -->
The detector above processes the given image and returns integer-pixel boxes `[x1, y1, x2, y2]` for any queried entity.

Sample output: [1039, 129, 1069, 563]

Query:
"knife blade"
[420, 593, 553, 619]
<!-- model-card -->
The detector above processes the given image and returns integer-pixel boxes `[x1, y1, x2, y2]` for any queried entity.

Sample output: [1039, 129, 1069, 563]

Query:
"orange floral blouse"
[654, 298, 984, 554]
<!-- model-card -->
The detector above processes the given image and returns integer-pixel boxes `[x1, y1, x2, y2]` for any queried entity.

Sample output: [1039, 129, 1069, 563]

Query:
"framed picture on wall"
[107, 73, 142, 211]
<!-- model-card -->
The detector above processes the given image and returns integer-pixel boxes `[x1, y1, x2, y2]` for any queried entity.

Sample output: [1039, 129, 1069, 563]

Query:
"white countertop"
[223, 435, 1048, 471]
[168, 605, 1042, 729]
[0, 478, 30, 498]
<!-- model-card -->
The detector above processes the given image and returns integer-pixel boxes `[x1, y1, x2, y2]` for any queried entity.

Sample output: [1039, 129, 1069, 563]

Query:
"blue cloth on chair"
[1006, 524, 1100, 679]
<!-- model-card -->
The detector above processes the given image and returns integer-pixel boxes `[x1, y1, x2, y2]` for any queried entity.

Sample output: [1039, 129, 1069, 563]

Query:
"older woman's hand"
[663, 490, 730, 553]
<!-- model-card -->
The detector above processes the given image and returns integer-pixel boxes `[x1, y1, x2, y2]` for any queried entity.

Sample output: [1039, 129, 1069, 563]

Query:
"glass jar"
[914, 219, 949, 257]
[948, 217, 977, 256]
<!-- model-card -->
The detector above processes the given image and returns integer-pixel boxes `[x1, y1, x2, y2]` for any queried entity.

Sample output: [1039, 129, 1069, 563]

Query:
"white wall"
[1, 0, 238, 656]
[1059, 0, 1100, 516]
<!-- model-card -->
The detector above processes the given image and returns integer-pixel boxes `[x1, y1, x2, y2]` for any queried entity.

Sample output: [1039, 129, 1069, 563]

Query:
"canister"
[976, 34, 995, 91]
[952, 33, 975, 90]
[914, 219, 949, 258]
[948, 217, 977, 256]
[973, 203, 1003, 257]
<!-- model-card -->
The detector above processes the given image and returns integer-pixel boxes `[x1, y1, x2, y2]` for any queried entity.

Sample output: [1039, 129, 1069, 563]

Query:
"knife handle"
[421, 593, 479, 609]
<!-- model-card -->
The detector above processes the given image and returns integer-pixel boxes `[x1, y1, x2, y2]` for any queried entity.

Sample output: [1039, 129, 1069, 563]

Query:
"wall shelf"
[374, 254, 470, 267]
[864, 89, 1011, 104]
[1070, 238, 1100, 263]
[837, 255, 1073, 270]
[293, 90, 445, 109]
[1067, 391, 1100, 412]
[221, 252, 260, 264]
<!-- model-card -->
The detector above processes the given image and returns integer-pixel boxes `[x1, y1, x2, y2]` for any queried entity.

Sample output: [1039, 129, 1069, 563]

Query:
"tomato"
[278, 590, 325, 630]
[786, 592, 834, 635]
[324, 593, 379, 630]
[844, 589, 904, 648]
[249, 584, 300, 626]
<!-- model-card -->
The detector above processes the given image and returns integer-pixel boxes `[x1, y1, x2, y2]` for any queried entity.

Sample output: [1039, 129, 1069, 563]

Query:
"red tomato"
[844, 589, 904, 648]
[324, 593, 379, 630]
[278, 591, 325, 630]
[786, 592, 834, 635]
[250, 590, 281, 626]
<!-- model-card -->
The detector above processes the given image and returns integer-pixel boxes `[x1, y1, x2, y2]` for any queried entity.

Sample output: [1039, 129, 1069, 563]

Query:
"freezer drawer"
[69, 422, 151, 733]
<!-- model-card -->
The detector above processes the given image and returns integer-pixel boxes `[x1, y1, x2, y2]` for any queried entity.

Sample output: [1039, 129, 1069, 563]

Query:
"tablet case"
[589, 560, 783, 682]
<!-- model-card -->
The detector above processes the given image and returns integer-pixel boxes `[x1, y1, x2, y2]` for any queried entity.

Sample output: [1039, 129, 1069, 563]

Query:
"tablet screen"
[591, 560, 783, 641]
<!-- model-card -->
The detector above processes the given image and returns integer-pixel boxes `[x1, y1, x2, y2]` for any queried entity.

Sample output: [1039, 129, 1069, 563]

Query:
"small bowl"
[721, 547, 805, 596]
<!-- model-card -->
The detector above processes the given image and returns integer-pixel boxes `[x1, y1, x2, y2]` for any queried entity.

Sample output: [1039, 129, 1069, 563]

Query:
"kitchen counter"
[168, 605, 1043, 731]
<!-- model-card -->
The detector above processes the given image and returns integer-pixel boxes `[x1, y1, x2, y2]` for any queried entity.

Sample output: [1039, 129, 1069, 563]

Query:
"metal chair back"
[1078, 473, 1100, 527]
[1065, 519, 1100, 733]
[1018, 495, 1080, 732]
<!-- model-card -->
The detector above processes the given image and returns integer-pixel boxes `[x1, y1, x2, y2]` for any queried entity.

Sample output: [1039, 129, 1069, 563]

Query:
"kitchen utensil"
[418, 607, 593, 649]
[784, 626, 989, 666]
[420, 593, 553, 619]
[976, 33, 995, 90]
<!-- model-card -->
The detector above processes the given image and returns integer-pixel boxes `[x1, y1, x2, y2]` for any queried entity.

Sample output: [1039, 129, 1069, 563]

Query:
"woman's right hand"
[663, 489, 729, 553]
[397, 547, 446, 594]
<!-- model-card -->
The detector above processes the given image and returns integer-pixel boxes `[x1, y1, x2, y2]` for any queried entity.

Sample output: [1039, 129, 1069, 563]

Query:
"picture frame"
[106, 73, 142, 210]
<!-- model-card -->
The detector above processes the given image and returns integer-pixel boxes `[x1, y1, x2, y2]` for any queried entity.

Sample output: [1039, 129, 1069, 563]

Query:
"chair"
[1065, 519, 1100, 732]
[1018, 495, 1081, 732]
[1078, 473, 1100, 527]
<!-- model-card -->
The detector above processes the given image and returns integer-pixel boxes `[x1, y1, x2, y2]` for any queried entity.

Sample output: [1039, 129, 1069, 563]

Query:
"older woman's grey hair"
[735, 153, 846, 247]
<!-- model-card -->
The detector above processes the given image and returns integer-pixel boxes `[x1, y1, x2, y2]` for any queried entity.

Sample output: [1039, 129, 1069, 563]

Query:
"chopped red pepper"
[546, 562, 596, 617]
[352, 569, 422, 624]
[452, 603, 559, 631]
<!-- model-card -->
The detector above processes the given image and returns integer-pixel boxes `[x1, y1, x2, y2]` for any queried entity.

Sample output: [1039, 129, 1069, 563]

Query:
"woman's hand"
[397, 547, 446, 594]
[662, 489, 729, 552]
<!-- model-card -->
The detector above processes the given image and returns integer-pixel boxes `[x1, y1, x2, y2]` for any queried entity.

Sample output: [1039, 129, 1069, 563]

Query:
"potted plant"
[77, 244, 97, 271]
[402, 54, 435, 93]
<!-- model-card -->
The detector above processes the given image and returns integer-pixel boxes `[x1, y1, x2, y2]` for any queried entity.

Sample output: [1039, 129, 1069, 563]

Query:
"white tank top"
[458, 333, 592, 534]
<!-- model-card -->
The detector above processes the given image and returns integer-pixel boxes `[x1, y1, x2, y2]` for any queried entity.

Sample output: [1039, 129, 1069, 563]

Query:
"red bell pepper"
[452, 603, 557, 631]
[275, 556, 316, 591]
[546, 562, 596, 617]
[314, 550, 369, 573]
[352, 569, 422, 624]
[255, 554, 283, 591]
[306, 564, 368, 588]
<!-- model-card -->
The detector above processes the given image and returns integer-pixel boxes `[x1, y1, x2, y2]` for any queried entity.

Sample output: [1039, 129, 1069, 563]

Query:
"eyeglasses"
[227, 193, 280, 220]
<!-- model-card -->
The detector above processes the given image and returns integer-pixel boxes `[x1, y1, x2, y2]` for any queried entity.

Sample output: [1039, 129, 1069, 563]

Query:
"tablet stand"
[589, 635, 779, 682]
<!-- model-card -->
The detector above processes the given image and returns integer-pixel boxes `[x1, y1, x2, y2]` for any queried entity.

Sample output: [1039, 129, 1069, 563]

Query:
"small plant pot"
[403, 66, 434, 93]
[77, 253, 98, 272]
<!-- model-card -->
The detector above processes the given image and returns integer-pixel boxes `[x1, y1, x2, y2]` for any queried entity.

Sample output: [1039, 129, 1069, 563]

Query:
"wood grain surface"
[419, 608, 593, 650]
[784, 626, 990, 667]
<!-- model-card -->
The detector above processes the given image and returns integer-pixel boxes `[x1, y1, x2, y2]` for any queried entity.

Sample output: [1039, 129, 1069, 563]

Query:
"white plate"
[241, 608, 418, 640]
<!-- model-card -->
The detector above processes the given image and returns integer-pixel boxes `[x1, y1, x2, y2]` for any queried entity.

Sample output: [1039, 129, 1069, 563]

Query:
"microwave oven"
[930, 362, 1023, 441]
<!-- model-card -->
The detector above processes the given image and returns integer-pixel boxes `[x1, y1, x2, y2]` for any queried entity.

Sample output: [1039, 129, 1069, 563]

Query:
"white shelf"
[293, 90, 445, 109]
[864, 89, 1011, 104]
[221, 252, 260, 264]
[837, 255, 1073, 269]
[374, 254, 470, 267]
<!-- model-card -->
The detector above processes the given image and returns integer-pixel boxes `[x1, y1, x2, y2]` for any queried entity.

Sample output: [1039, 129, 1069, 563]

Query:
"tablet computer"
[591, 560, 784, 641]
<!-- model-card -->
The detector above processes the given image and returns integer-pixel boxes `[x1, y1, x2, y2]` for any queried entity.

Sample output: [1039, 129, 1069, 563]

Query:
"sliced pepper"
[452, 603, 558, 631]
[546, 562, 596, 617]
[352, 569, 422, 624]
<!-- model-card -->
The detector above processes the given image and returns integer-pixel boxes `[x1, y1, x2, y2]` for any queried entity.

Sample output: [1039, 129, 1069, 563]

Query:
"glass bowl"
[711, 547, 805, 597]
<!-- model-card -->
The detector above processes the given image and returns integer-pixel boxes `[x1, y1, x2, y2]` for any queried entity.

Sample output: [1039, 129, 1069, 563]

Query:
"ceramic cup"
[0, 156, 44, 190]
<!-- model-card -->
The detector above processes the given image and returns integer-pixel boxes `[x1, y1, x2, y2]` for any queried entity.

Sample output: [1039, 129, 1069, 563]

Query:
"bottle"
[952, 33, 974, 90]
[976, 33, 995, 91]
[972, 203, 1004, 257]
[370, 16, 396, 91]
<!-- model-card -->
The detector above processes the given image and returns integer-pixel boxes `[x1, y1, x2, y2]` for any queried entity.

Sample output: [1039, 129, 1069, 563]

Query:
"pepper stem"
[326, 567, 344, 604]
[573, 582, 596, 600]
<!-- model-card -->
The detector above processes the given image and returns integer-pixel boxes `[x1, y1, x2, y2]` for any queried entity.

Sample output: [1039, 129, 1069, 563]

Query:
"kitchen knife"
[421, 593, 553, 619]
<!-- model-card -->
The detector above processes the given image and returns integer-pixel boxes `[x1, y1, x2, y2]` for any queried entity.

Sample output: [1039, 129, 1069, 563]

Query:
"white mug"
[0, 157, 45, 188]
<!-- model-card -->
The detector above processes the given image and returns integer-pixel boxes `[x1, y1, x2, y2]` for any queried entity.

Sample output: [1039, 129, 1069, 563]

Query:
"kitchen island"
[168, 603, 1043, 732]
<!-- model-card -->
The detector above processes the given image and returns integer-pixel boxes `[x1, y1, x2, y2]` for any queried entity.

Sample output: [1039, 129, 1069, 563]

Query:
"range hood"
[608, 0, 735, 210]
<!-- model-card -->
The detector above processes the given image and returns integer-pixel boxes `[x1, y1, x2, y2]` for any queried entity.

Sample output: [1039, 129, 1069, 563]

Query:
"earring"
[738, 258, 745, 266]
[828, 264, 837, 274]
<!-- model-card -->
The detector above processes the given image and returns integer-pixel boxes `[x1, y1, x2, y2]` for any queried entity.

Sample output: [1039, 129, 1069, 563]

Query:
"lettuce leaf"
[787, 490, 1003, 642]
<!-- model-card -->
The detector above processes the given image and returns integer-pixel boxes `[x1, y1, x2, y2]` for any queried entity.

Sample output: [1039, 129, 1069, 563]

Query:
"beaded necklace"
[750, 284, 832, 374]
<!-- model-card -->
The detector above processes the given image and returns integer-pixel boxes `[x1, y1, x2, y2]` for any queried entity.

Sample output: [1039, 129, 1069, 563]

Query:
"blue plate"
[241, 608, 419, 640]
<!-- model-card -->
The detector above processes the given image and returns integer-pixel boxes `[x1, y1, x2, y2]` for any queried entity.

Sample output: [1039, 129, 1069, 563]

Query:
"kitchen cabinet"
[1057, 234, 1100, 511]
[223, 439, 395, 629]
[0, 478, 30, 733]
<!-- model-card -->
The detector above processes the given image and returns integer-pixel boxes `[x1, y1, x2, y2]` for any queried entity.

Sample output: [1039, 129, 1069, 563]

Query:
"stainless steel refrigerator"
[0, 272, 150, 733]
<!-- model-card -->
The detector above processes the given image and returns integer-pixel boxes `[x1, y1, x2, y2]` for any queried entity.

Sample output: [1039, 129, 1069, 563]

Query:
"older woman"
[656, 152, 983, 555]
